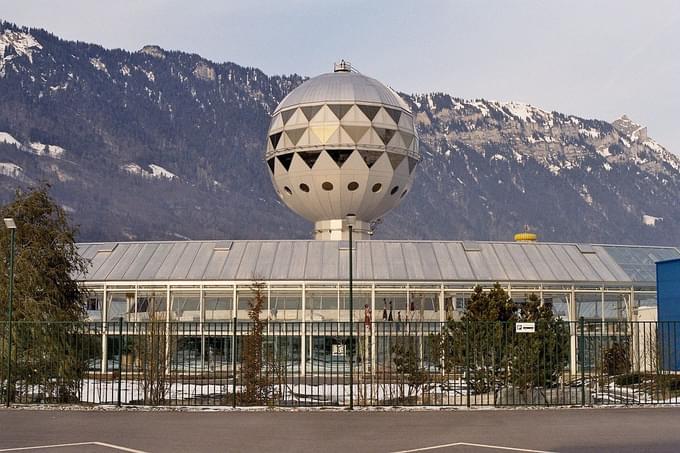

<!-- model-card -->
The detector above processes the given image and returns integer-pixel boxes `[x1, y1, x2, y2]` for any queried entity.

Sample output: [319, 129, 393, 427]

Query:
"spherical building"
[265, 61, 420, 240]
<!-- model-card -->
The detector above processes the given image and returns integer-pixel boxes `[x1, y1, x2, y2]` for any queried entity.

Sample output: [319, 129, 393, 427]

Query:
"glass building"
[77, 239, 679, 374]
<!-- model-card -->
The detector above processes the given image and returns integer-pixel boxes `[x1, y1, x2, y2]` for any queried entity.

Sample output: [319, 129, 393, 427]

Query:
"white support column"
[628, 286, 635, 322]
[569, 286, 578, 374]
[439, 284, 445, 376]
[301, 283, 306, 377]
[232, 285, 237, 319]
[601, 287, 605, 322]
[200, 285, 205, 371]
[165, 285, 171, 376]
[101, 284, 108, 374]
[371, 284, 376, 379]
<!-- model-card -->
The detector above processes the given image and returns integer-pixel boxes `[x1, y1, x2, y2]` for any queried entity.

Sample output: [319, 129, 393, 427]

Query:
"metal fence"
[1, 319, 679, 407]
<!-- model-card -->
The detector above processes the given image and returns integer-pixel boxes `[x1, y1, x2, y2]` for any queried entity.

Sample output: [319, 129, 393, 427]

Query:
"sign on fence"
[515, 322, 536, 333]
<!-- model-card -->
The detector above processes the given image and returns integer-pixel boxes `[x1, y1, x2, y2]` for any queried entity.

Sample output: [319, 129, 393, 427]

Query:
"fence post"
[117, 317, 123, 408]
[579, 316, 585, 407]
[465, 318, 471, 408]
[232, 316, 237, 408]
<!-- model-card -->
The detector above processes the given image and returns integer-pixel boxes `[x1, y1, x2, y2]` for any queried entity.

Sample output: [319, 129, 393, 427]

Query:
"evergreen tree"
[0, 184, 88, 402]
[511, 294, 570, 400]
[440, 283, 517, 396]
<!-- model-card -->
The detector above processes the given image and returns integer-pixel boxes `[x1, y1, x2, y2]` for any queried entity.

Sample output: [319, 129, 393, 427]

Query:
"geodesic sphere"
[265, 70, 420, 224]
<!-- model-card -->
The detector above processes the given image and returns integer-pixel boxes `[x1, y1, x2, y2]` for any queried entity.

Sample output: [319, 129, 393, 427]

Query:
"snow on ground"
[28, 141, 65, 158]
[0, 132, 21, 147]
[642, 214, 663, 226]
[579, 128, 600, 139]
[490, 154, 506, 162]
[603, 163, 612, 171]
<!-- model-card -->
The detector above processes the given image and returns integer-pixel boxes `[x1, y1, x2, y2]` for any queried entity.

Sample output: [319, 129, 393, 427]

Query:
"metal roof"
[275, 72, 409, 113]
[75, 240, 680, 285]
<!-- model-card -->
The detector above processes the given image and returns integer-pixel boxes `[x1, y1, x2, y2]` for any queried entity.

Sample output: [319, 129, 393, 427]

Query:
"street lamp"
[4, 217, 16, 407]
[346, 213, 356, 410]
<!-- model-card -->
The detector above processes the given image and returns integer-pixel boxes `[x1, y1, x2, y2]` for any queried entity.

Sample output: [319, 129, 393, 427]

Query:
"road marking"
[0, 442, 149, 453]
[390, 442, 556, 453]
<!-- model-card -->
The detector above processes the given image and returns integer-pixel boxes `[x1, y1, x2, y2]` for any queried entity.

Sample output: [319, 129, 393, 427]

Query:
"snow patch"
[0, 162, 24, 179]
[122, 163, 177, 180]
[596, 146, 611, 158]
[142, 69, 155, 82]
[89, 57, 109, 75]
[490, 154, 506, 161]
[548, 164, 560, 175]
[579, 185, 593, 205]
[603, 162, 612, 171]
[148, 164, 177, 180]
[0, 132, 21, 147]
[642, 214, 663, 226]
[0, 30, 43, 76]
[579, 128, 600, 139]
[28, 142, 65, 159]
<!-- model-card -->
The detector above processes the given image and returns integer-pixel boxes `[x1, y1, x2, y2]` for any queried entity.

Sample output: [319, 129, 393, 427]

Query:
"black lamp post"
[4, 217, 16, 407]
[346, 213, 356, 410]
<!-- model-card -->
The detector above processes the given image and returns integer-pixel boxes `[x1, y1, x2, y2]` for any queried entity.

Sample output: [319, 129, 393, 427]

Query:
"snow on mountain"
[122, 163, 177, 180]
[1, 20, 679, 244]
[0, 29, 42, 76]
[0, 132, 20, 147]
[642, 214, 663, 227]
[28, 141, 65, 158]
[0, 162, 25, 180]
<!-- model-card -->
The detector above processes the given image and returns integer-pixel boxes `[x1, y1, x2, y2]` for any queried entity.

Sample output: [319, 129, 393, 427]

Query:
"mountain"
[1, 21, 679, 245]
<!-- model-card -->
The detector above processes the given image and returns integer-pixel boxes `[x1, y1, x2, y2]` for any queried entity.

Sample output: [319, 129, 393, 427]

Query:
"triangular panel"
[399, 131, 414, 149]
[385, 107, 402, 125]
[298, 151, 322, 169]
[301, 105, 322, 121]
[285, 127, 306, 146]
[341, 125, 370, 144]
[357, 149, 384, 168]
[281, 109, 296, 125]
[387, 152, 406, 170]
[358, 104, 380, 121]
[270, 113, 284, 130]
[267, 158, 276, 175]
[269, 132, 283, 149]
[374, 127, 397, 145]
[326, 149, 354, 168]
[310, 125, 339, 144]
[328, 104, 352, 120]
[277, 153, 294, 171]
[407, 157, 418, 174]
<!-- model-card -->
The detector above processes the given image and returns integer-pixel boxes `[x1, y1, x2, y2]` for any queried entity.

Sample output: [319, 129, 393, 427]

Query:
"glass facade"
[85, 282, 647, 325]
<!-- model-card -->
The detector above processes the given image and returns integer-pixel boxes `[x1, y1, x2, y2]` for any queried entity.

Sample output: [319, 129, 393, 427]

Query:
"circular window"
[371, 183, 382, 193]
[284, 186, 292, 195]
[322, 181, 334, 191]
[400, 189, 408, 198]
[347, 181, 359, 191]
[299, 183, 310, 193]
[390, 185, 400, 195]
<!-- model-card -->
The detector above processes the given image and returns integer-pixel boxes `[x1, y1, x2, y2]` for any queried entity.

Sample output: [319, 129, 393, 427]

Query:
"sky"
[3, 0, 680, 153]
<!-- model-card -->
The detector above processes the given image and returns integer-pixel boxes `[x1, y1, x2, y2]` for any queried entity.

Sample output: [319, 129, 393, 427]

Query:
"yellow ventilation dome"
[514, 232, 537, 242]
[514, 225, 537, 242]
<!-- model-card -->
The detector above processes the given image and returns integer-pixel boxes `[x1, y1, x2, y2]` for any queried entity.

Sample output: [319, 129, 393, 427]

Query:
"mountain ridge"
[1, 21, 679, 246]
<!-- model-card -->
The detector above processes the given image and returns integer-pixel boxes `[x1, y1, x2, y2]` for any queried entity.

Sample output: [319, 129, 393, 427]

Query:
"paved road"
[0, 407, 678, 452]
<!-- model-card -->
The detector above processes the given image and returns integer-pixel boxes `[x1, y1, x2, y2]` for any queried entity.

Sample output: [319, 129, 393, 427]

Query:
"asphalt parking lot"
[1, 407, 679, 453]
